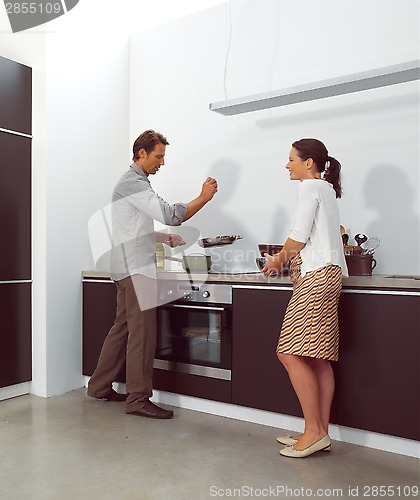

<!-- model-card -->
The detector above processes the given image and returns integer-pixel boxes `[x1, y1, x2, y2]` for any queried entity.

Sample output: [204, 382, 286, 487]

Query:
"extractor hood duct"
[209, 60, 420, 116]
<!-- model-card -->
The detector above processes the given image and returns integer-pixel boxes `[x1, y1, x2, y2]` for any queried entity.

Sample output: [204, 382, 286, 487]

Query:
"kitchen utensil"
[341, 233, 349, 246]
[165, 253, 212, 272]
[355, 233, 368, 246]
[344, 245, 363, 255]
[345, 254, 377, 276]
[198, 235, 242, 248]
[361, 237, 380, 255]
[258, 244, 283, 256]
[256, 257, 268, 271]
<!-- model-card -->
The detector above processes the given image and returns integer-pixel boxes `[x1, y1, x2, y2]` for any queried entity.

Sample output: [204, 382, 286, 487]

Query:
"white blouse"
[289, 179, 348, 277]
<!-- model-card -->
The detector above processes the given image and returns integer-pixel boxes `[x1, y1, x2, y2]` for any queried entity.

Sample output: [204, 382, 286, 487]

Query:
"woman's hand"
[261, 253, 282, 276]
[261, 238, 305, 276]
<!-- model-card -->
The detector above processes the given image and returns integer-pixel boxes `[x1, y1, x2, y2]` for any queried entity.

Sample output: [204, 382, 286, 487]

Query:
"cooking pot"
[165, 254, 212, 273]
[182, 254, 212, 273]
[345, 254, 376, 276]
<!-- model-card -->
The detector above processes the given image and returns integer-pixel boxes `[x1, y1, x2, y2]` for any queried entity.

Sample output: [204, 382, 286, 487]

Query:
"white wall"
[130, 0, 420, 275]
[41, 3, 131, 396]
[1, 1, 131, 396]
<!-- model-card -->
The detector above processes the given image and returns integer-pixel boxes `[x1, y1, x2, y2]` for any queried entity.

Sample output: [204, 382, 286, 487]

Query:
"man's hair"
[132, 130, 169, 161]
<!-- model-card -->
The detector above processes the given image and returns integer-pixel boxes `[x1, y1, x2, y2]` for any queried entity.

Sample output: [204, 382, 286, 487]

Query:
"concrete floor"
[0, 389, 419, 500]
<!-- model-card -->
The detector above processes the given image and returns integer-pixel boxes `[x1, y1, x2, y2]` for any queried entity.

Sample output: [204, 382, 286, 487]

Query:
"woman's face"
[285, 147, 308, 181]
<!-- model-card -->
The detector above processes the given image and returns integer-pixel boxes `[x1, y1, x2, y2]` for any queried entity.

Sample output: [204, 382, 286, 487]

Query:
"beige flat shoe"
[277, 435, 331, 451]
[279, 435, 331, 458]
[276, 436, 298, 446]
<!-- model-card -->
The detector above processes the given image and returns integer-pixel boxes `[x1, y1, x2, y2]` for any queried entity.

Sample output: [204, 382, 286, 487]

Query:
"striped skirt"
[276, 253, 342, 361]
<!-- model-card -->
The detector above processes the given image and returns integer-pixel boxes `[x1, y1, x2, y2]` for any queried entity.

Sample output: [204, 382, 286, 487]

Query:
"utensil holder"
[345, 254, 377, 276]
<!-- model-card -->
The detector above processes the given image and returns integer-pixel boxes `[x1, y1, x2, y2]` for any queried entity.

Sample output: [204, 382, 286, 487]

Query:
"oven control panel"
[173, 284, 232, 304]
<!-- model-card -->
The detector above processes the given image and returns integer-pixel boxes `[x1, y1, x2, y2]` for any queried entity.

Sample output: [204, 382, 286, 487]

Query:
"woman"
[262, 138, 348, 458]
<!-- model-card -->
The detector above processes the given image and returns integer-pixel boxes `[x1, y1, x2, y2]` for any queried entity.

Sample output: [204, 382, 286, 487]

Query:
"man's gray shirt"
[110, 163, 187, 281]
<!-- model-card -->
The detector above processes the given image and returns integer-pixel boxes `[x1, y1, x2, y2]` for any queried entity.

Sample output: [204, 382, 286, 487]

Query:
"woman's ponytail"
[324, 156, 342, 199]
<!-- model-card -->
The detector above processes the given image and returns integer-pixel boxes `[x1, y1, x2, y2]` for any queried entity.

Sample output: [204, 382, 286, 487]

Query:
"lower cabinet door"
[232, 287, 304, 418]
[0, 283, 31, 388]
[82, 281, 126, 381]
[335, 291, 420, 441]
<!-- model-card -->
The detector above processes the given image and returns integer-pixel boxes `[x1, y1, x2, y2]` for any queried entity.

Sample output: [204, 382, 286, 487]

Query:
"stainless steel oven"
[154, 283, 232, 381]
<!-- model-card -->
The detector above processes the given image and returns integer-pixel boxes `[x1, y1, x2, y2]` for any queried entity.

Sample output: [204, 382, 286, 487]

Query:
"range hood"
[209, 59, 420, 116]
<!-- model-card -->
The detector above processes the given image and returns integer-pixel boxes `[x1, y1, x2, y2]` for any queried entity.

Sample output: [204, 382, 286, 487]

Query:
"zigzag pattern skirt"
[276, 253, 342, 361]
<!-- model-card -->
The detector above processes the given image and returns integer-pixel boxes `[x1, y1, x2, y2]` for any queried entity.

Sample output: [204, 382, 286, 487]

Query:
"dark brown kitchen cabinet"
[334, 291, 419, 441]
[82, 279, 419, 439]
[82, 280, 125, 381]
[83, 279, 232, 402]
[0, 56, 32, 135]
[0, 283, 31, 388]
[232, 286, 419, 441]
[0, 56, 32, 390]
[0, 131, 31, 281]
[232, 287, 305, 418]
[153, 369, 231, 403]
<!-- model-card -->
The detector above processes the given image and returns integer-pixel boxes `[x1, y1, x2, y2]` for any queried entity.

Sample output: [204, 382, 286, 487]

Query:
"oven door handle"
[164, 304, 227, 312]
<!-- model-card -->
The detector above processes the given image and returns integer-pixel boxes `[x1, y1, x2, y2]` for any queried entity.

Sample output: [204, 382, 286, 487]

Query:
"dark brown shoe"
[102, 389, 127, 402]
[127, 400, 174, 419]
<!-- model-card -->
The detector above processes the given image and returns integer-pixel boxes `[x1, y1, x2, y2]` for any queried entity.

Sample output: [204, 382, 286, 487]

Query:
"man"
[87, 130, 218, 419]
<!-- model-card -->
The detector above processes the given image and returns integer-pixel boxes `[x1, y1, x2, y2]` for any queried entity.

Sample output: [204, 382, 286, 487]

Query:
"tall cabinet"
[0, 56, 32, 389]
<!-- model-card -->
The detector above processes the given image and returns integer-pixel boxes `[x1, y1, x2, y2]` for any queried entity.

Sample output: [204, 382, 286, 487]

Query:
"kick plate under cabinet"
[153, 359, 231, 381]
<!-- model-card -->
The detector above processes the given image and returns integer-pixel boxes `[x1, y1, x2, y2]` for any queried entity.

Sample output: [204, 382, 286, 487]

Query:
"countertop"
[82, 270, 420, 292]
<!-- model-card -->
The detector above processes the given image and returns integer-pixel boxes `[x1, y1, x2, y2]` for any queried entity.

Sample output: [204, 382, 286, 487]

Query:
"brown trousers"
[87, 274, 157, 413]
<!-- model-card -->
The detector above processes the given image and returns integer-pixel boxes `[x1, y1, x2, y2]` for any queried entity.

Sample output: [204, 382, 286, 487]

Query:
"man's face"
[138, 143, 166, 176]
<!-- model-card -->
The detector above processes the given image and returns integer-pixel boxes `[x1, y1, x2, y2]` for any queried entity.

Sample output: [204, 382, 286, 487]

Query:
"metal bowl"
[256, 257, 268, 271]
[256, 256, 290, 275]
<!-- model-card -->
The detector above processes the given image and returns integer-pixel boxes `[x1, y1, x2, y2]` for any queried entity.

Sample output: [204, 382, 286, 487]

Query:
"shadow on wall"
[178, 158, 293, 272]
[269, 206, 290, 247]
[363, 164, 420, 275]
[184, 158, 261, 272]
